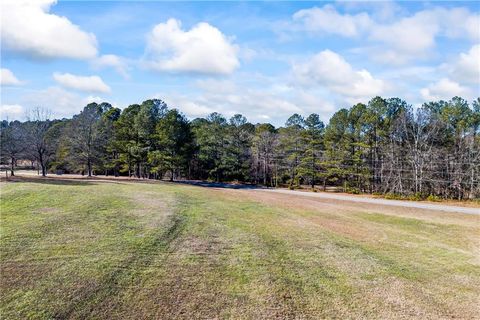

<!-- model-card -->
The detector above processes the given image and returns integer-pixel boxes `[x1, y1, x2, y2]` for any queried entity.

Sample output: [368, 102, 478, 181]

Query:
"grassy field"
[1, 177, 479, 319]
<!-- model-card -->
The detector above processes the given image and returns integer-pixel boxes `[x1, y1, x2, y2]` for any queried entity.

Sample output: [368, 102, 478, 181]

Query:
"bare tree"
[66, 103, 112, 177]
[402, 107, 439, 194]
[0, 121, 26, 176]
[252, 124, 278, 186]
[25, 107, 52, 176]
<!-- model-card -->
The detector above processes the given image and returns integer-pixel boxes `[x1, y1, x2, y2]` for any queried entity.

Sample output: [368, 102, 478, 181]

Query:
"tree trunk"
[39, 153, 46, 177]
[311, 161, 315, 189]
[10, 157, 15, 176]
[263, 158, 267, 186]
[87, 158, 92, 177]
[274, 162, 278, 188]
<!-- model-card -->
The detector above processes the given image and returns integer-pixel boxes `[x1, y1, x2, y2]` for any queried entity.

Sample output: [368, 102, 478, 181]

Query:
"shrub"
[407, 192, 424, 201]
[346, 187, 360, 194]
[426, 194, 441, 202]
[385, 193, 402, 200]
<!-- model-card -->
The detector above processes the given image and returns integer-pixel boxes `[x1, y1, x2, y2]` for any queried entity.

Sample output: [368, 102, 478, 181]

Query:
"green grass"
[1, 178, 479, 319]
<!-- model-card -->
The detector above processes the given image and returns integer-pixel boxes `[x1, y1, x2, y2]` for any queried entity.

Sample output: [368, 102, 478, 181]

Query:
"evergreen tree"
[149, 109, 193, 181]
[222, 114, 254, 181]
[192, 113, 228, 181]
[3, 95, 478, 199]
[299, 113, 324, 189]
[279, 114, 305, 188]
[66, 103, 105, 176]
[252, 123, 277, 186]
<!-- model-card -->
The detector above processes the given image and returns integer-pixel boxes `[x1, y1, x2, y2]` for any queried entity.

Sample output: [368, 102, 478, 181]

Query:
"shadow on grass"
[1, 175, 266, 190]
[174, 180, 266, 190]
[2, 176, 101, 186]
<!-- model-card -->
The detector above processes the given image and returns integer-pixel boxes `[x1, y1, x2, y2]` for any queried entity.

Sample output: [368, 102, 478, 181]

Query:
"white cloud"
[293, 50, 385, 103]
[439, 7, 480, 41]
[294, 89, 337, 122]
[159, 77, 338, 125]
[368, 11, 439, 64]
[292, 5, 480, 64]
[21, 86, 110, 119]
[144, 18, 239, 74]
[24, 87, 79, 118]
[420, 78, 471, 101]
[91, 54, 129, 79]
[53, 72, 111, 93]
[367, 8, 479, 64]
[0, 104, 25, 120]
[293, 5, 372, 37]
[335, 0, 403, 21]
[85, 96, 104, 104]
[163, 89, 302, 124]
[0, 68, 23, 86]
[162, 94, 216, 118]
[0, 0, 97, 60]
[449, 44, 480, 85]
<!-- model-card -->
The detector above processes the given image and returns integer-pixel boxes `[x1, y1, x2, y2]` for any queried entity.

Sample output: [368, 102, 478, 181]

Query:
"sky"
[1, 0, 479, 126]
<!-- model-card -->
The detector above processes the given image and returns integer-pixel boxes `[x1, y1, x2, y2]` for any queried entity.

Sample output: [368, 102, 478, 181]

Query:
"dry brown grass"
[1, 177, 479, 319]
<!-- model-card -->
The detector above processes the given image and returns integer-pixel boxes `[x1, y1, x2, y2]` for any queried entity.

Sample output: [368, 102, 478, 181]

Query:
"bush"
[426, 194, 441, 202]
[407, 192, 424, 201]
[346, 187, 360, 194]
[385, 193, 402, 200]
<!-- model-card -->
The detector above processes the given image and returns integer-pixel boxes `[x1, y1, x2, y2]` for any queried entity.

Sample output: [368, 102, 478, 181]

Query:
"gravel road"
[260, 189, 480, 215]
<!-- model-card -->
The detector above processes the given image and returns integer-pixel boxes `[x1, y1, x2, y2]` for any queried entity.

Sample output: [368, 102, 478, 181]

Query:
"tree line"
[1, 96, 479, 200]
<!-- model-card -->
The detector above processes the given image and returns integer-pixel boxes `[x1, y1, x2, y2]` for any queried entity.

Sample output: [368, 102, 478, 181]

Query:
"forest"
[1, 96, 479, 200]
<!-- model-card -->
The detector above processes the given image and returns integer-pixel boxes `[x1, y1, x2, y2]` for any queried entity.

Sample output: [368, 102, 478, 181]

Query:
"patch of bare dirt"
[127, 192, 176, 229]
[35, 207, 60, 214]
[216, 188, 480, 228]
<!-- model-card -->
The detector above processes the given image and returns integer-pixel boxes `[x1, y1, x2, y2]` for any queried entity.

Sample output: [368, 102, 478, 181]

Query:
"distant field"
[1, 177, 479, 319]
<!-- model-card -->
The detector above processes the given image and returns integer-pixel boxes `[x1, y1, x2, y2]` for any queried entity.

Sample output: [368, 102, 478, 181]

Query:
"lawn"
[1, 177, 479, 319]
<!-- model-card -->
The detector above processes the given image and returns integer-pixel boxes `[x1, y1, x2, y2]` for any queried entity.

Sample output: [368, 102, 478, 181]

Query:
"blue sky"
[1, 0, 479, 125]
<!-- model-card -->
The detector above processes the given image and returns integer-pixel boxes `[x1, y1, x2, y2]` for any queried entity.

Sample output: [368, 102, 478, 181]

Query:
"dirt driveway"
[258, 189, 479, 215]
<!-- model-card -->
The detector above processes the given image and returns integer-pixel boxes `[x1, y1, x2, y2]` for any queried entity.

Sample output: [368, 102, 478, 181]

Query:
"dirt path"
[173, 180, 479, 215]
[7, 172, 479, 215]
[259, 189, 479, 215]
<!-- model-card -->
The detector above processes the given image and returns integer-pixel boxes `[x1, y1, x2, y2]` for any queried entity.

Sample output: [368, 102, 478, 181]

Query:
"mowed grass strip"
[0, 179, 479, 319]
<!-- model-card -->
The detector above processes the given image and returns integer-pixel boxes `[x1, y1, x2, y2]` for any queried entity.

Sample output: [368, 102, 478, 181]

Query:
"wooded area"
[1, 96, 479, 200]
